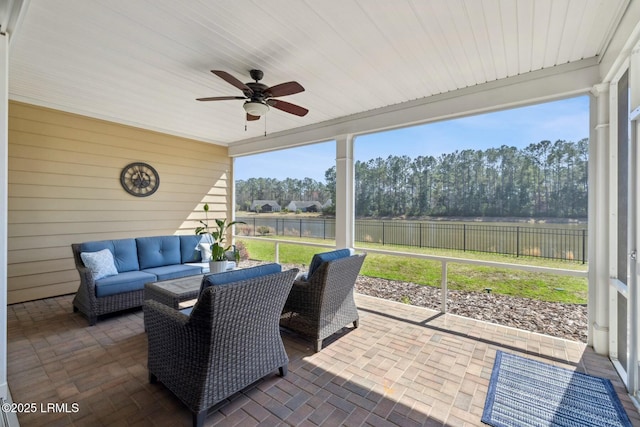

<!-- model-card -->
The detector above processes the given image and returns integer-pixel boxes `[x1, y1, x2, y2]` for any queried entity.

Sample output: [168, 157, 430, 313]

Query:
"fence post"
[419, 222, 422, 248]
[299, 219, 302, 238]
[253, 218, 256, 236]
[382, 222, 385, 246]
[323, 219, 326, 240]
[463, 224, 466, 252]
[516, 226, 520, 257]
[441, 261, 448, 313]
[582, 229, 586, 264]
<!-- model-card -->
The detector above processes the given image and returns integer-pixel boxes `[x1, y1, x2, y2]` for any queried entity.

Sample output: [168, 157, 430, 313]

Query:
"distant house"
[286, 201, 323, 212]
[250, 200, 281, 213]
[322, 199, 333, 209]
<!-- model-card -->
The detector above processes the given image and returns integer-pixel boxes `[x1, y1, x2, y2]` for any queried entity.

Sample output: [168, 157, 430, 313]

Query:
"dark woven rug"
[482, 351, 632, 427]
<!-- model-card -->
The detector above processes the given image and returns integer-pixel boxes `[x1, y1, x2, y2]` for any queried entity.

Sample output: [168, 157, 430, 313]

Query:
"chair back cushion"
[307, 248, 352, 278]
[199, 263, 282, 295]
[136, 236, 181, 269]
[80, 238, 139, 272]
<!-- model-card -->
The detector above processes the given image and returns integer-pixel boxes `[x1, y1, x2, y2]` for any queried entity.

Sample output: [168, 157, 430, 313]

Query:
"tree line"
[236, 139, 588, 219]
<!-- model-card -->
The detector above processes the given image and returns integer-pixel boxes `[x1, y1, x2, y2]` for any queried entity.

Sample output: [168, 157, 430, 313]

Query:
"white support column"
[335, 135, 354, 249]
[591, 83, 611, 355]
[0, 30, 8, 396]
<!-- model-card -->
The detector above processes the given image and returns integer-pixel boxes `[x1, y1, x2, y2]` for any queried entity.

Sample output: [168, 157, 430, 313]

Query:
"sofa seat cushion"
[141, 264, 202, 281]
[307, 249, 353, 278]
[136, 236, 181, 269]
[95, 270, 157, 297]
[200, 263, 281, 295]
[81, 238, 139, 272]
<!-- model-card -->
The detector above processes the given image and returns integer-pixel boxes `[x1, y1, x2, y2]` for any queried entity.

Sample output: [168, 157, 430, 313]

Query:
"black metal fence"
[236, 217, 587, 263]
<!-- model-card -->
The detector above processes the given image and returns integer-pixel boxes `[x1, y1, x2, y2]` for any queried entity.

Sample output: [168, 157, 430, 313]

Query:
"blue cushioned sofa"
[71, 235, 210, 325]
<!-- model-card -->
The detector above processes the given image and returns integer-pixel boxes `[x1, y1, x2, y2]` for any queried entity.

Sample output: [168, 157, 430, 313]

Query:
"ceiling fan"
[197, 69, 309, 121]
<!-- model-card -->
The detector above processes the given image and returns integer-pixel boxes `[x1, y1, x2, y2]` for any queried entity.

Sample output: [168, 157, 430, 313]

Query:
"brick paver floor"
[6, 293, 640, 426]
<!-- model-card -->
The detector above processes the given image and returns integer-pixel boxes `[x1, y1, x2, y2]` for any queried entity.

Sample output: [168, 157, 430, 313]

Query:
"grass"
[237, 235, 588, 305]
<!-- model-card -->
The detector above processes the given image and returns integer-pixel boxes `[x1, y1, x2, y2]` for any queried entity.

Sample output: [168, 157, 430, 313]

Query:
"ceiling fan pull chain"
[264, 115, 267, 137]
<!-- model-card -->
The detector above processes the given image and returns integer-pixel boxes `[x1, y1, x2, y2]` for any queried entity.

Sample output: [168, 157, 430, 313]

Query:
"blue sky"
[234, 96, 589, 182]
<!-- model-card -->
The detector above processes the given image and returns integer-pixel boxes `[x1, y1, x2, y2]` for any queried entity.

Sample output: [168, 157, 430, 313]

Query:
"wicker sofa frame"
[280, 253, 366, 352]
[144, 268, 298, 427]
[71, 243, 147, 326]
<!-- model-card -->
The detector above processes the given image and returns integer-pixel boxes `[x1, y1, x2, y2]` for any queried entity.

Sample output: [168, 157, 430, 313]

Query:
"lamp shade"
[243, 101, 269, 116]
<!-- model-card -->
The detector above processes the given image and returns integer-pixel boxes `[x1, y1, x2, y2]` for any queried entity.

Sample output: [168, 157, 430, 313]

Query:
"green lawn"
[238, 236, 588, 304]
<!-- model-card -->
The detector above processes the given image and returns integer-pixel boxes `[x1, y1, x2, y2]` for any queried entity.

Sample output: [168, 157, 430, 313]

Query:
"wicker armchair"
[144, 268, 298, 427]
[280, 253, 366, 352]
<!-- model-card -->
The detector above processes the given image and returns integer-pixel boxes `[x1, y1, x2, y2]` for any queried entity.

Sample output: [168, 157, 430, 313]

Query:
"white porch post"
[335, 134, 354, 249]
[0, 30, 8, 399]
[591, 83, 610, 355]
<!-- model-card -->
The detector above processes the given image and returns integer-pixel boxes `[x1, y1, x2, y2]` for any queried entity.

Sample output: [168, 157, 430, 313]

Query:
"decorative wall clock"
[120, 162, 159, 197]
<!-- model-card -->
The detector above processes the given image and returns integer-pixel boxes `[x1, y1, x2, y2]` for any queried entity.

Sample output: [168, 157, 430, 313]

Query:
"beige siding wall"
[8, 101, 231, 303]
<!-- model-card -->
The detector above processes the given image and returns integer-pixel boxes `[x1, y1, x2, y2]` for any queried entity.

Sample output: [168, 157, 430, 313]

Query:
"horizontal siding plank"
[8, 170, 226, 192]
[8, 258, 75, 277]
[8, 210, 200, 224]
[8, 184, 228, 203]
[9, 197, 215, 211]
[9, 270, 79, 291]
[8, 282, 78, 305]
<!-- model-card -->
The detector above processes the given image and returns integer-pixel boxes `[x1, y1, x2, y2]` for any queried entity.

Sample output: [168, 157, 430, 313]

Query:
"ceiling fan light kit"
[243, 101, 269, 116]
[197, 69, 308, 121]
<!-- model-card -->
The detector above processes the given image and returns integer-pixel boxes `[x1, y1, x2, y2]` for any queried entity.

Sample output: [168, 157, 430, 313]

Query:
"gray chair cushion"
[307, 249, 352, 278]
[199, 263, 282, 295]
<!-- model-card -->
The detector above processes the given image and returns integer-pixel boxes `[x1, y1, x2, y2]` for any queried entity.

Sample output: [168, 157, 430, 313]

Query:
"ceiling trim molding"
[229, 58, 600, 157]
[600, 0, 640, 82]
[0, 0, 30, 44]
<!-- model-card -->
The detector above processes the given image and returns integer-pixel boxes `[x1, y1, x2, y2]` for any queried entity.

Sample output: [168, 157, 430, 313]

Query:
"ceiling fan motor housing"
[249, 69, 264, 81]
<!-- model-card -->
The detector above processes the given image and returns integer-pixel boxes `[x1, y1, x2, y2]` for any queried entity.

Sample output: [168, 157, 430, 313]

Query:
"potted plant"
[195, 203, 245, 273]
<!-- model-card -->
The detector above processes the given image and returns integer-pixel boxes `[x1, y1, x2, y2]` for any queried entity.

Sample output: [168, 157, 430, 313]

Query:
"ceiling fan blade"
[211, 70, 253, 94]
[265, 81, 305, 97]
[266, 99, 309, 117]
[196, 96, 246, 101]
[247, 113, 260, 121]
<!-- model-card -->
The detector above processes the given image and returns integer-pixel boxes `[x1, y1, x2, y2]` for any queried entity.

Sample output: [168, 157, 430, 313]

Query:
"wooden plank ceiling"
[8, 0, 629, 146]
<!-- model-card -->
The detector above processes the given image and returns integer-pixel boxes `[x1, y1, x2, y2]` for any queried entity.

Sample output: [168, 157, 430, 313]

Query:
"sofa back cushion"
[179, 235, 203, 263]
[80, 238, 139, 272]
[199, 263, 282, 295]
[307, 249, 352, 278]
[136, 236, 181, 269]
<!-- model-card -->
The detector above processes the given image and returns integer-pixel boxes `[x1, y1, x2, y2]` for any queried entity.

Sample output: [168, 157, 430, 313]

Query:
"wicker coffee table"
[144, 275, 204, 309]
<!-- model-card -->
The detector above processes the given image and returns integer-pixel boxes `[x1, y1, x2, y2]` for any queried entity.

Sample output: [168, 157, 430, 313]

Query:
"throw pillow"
[80, 249, 118, 280]
[198, 242, 212, 261]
